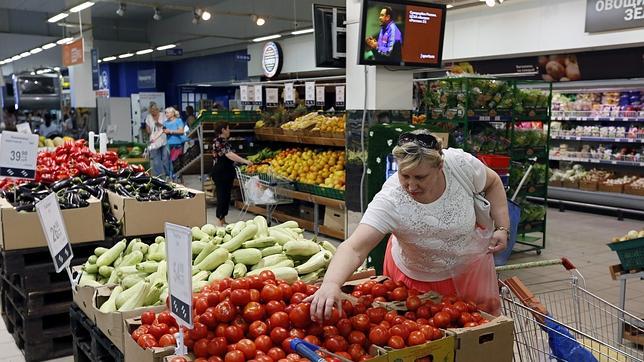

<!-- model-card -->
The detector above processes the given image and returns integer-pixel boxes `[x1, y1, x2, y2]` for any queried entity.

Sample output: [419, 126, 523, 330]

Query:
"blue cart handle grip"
[290, 338, 325, 362]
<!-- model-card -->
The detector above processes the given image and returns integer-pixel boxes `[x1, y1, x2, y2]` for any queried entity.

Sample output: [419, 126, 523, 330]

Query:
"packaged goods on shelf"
[551, 90, 643, 119]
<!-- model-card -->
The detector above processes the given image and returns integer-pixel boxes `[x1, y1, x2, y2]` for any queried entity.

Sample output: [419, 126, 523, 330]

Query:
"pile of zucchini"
[79, 216, 336, 312]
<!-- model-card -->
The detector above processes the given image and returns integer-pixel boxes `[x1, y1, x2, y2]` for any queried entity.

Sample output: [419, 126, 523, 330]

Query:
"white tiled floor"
[0, 185, 641, 361]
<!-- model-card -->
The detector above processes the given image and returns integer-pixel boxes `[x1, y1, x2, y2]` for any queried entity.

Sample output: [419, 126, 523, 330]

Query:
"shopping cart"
[235, 166, 293, 225]
[497, 259, 644, 361]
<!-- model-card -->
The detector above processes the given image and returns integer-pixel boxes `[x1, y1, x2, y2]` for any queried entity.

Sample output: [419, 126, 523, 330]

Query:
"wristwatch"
[495, 226, 510, 238]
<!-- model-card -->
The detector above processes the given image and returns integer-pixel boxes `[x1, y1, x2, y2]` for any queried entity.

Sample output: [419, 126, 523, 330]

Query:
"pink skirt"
[383, 237, 457, 297]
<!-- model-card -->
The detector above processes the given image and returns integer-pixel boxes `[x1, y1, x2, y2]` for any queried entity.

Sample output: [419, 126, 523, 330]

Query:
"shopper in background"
[145, 103, 170, 178]
[2, 107, 17, 131]
[185, 105, 197, 129]
[163, 106, 186, 181]
[308, 130, 510, 320]
[211, 121, 253, 226]
[38, 114, 61, 137]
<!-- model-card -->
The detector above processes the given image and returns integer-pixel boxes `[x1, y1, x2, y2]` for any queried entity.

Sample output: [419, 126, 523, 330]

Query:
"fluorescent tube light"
[291, 28, 313, 35]
[136, 49, 154, 55]
[48, 12, 69, 23]
[118, 53, 134, 59]
[155, 44, 176, 50]
[42, 43, 57, 50]
[102, 56, 117, 61]
[252, 34, 281, 42]
[70, 1, 95, 13]
[57, 37, 74, 45]
[30, 47, 43, 54]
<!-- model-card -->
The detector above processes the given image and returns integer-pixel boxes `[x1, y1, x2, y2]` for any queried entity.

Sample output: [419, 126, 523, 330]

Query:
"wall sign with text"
[585, 0, 644, 33]
[261, 42, 283, 79]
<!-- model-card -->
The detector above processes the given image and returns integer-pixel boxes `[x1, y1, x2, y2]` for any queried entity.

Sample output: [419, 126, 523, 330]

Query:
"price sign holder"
[35, 193, 76, 286]
[266, 88, 279, 108]
[335, 85, 345, 108]
[165, 222, 193, 355]
[254, 85, 263, 106]
[316, 86, 325, 107]
[284, 83, 295, 107]
[240, 86, 249, 105]
[0, 131, 38, 179]
[16, 122, 32, 134]
[305, 82, 315, 107]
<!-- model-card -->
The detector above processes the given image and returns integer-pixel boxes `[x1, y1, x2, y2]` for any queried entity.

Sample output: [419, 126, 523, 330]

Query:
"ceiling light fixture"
[102, 56, 116, 62]
[252, 34, 281, 42]
[30, 47, 43, 54]
[69, 1, 95, 13]
[116, 3, 126, 16]
[118, 53, 134, 59]
[153, 8, 162, 21]
[446, 4, 453, 8]
[20, 52, 31, 57]
[136, 48, 154, 55]
[201, 9, 212, 21]
[11, 55, 22, 61]
[291, 28, 314, 35]
[48, 12, 69, 23]
[156, 44, 176, 51]
[57, 37, 74, 45]
[485, 0, 496, 6]
[97, 59, 102, 63]
[42, 43, 56, 50]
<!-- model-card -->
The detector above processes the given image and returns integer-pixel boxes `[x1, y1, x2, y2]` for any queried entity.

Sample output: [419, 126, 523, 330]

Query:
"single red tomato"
[215, 301, 237, 323]
[170, 357, 188, 362]
[291, 281, 307, 294]
[201, 312, 217, 329]
[249, 320, 269, 338]
[267, 347, 286, 361]
[131, 325, 150, 341]
[407, 331, 426, 346]
[141, 311, 156, 325]
[278, 283, 293, 301]
[368, 326, 390, 346]
[419, 325, 435, 341]
[442, 306, 460, 322]
[137, 334, 158, 348]
[322, 308, 341, 326]
[208, 357, 224, 362]
[290, 329, 306, 339]
[215, 324, 228, 338]
[230, 289, 251, 306]
[416, 306, 431, 319]
[322, 325, 339, 339]
[337, 318, 352, 337]
[259, 270, 276, 282]
[289, 303, 312, 328]
[261, 284, 284, 302]
[207, 337, 228, 357]
[225, 350, 245, 362]
[324, 336, 348, 353]
[195, 297, 209, 314]
[405, 296, 421, 311]
[366, 307, 387, 324]
[236, 338, 257, 359]
[232, 316, 249, 334]
[194, 338, 210, 358]
[159, 333, 176, 347]
[231, 278, 250, 290]
[270, 327, 289, 344]
[350, 314, 370, 332]
[290, 293, 307, 304]
[265, 300, 286, 315]
[225, 325, 244, 343]
[306, 323, 324, 337]
[303, 335, 321, 346]
[269, 311, 290, 330]
[348, 331, 367, 346]
[390, 287, 408, 302]
[190, 322, 208, 341]
[404, 311, 417, 320]
[348, 344, 366, 361]
[341, 300, 354, 316]
[402, 320, 419, 332]
[157, 311, 177, 326]
[149, 323, 169, 340]
[255, 335, 273, 352]
[384, 311, 398, 323]
[389, 324, 410, 340]
[305, 285, 318, 296]
[249, 289, 261, 303]
[387, 335, 405, 349]
[432, 312, 451, 328]
[459, 312, 474, 327]
[371, 284, 388, 298]
[243, 302, 266, 322]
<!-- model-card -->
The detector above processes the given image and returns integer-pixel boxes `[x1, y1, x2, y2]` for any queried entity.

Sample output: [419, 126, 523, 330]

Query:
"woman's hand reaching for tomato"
[305, 281, 342, 322]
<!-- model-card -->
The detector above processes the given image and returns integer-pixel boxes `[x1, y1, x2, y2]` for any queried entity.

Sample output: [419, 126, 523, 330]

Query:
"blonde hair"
[149, 102, 159, 113]
[165, 107, 180, 118]
[392, 129, 443, 173]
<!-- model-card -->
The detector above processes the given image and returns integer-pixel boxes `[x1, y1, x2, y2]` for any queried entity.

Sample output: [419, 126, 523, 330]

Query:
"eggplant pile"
[97, 167, 196, 202]
[0, 179, 93, 212]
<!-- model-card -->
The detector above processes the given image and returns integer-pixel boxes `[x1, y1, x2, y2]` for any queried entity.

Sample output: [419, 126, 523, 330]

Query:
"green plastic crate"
[607, 237, 644, 270]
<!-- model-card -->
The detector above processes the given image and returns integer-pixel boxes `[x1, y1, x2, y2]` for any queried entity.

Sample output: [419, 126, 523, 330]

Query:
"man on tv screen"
[365, 6, 403, 62]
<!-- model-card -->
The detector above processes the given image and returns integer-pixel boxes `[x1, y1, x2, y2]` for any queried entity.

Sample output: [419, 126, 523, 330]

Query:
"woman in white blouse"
[309, 130, 510, 320]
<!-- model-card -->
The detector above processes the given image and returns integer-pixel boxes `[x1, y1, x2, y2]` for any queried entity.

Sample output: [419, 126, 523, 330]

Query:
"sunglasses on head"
[397, 132, 439, 150]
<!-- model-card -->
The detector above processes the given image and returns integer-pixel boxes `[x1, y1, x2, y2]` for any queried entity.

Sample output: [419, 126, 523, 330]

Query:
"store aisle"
[0, 204, 640, 361]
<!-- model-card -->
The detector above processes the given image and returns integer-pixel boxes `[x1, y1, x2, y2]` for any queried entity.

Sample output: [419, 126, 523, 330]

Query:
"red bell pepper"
[130, 164, 145, 173]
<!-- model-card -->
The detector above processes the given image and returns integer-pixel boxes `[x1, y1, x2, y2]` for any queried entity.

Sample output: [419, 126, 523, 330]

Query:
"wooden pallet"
[1, 277, 72, 317]
[608, 264, 644, 280]
[70, 304, 124, 362]
[0, 239, 114, 294]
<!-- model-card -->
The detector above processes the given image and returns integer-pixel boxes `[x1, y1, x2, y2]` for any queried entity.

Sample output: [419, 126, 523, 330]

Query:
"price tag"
[316, 86, 325, 107]
[580, 117, 587, 121]
[254, 85, 263, 106]
[627, 139, 634, 143]
[266, 88, 279, 108]
[16, 122, 32, 134]
[611, 160, 617, 165]
[575, 137, 581, 141]
[284, 83, 295, 107]
[240, 86, 248, 104]
[165, 222, 193, 329]
[305, 82, 315, 107]
[590, 159, 600, 163]
[609, 117, 615, 121]
[0, 131, 38, 179]
[36, 194, 73, 274]
[335, 86, 345, 107]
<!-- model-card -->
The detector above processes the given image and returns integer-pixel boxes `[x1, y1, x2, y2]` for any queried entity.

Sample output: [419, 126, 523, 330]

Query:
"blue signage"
[235, 54, 251, 62]
[91, 49, 99, 90]
[137, 69, 156, 89]
[166, 48, 183, 56]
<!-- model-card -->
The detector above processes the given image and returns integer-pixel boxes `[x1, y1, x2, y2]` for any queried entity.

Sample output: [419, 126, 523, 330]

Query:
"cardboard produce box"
[94, 285, 167, 352]
[108, 187, 206, 236]
[369, 334, 455, 362]
[124, 316, 175, 362]
[73, 284, 100, 322]
[448, 313, 514, 362]
[324, 206, 346, 233]
[0, 196, 104, 250]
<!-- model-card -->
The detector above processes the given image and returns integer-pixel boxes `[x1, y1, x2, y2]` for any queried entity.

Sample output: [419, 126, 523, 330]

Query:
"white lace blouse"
[360, 148, 488, 282]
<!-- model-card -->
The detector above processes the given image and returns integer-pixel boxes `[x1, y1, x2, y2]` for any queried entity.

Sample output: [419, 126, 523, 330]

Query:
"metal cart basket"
[497, 259, 644, 361]
[235, 166, 293, 224]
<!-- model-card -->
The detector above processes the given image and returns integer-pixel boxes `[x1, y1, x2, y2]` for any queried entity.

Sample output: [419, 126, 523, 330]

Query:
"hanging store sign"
[62, 38, 84, 67]
[266, 88, 279, 107]
[261, 42, 283, 79]
[305, 82, 315, 107]
[316, 86, 325, 107]
[335, 86, 345, 107]
[284, 83, 295, 107]
[254, 85, 263, 106]
[137, 69, 156, 89]
[91, 49, 100, 90]
[585, 0, 644, 33]
[240, 85, 249, 105]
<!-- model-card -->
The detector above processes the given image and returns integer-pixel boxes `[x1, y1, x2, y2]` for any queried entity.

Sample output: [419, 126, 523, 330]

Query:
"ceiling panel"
[0, 0, 65, 13]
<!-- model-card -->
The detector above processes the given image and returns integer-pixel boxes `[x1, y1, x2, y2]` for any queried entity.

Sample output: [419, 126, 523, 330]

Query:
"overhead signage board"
[261, 42, 283, 79]
[585, 0, 644, 32]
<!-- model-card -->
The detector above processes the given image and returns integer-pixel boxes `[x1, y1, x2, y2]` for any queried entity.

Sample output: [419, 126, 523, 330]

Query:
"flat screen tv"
[358, 0, 446, 67]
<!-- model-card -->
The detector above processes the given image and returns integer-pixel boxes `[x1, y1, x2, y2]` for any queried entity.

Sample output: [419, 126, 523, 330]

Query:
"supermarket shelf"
[552, 116, 644, 122]
[545, 187, 644, 212]
[235, 202, 344, 239]
[550, 156, 644, 167]
[275, 187, 345, 209]
[551, 135, 644, 143]
[255, 132, 345, 147]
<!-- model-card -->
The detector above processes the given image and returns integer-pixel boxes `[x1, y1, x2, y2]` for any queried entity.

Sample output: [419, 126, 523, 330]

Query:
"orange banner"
[62, 38, 84, 66]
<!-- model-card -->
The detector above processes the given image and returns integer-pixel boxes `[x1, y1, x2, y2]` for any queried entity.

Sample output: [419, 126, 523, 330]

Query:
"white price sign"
[335, 85, 345, 107]
[16, 122, 32, 134]
[36, 193, 73, 273]
[240, 86, 249, 103]
[0, 131, 38, 179]
[165, 222, 193, 328]
[284, 83, 295, 107]
[254, 85, 263, 105]
[316, 86, 325, 107]
[305, 82, 315, 107]
[266, 88, 279, 107]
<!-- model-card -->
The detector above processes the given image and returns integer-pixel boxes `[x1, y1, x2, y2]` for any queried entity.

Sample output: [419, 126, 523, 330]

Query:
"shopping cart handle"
[527, 157, 538, 165]
[290, 339, 324, 362]
[561, 257, 576, 271]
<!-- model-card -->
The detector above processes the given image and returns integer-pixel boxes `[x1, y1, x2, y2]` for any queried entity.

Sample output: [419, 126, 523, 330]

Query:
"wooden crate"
[598, 183, 624, 193]
[562, 180, 579, 189]
[624, 184, 644, 196]
[579, 180, 598, 191]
